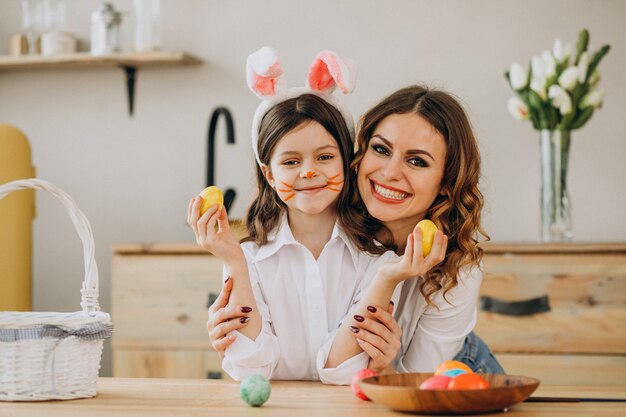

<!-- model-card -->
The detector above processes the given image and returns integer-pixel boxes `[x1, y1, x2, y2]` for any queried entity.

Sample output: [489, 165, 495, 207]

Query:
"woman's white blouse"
[392, 265, 483, 372]
[221, 214, 397, 383]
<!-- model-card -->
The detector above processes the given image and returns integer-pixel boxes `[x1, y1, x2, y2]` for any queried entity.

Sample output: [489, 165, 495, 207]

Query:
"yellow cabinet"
[0, 124, 35, 311]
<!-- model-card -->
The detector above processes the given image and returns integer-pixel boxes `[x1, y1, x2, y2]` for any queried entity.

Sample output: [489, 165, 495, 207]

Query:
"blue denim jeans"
[453, 332, 505, 374]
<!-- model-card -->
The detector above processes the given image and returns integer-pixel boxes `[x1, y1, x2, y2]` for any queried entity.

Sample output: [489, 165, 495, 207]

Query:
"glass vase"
[539, 129, 572, 242]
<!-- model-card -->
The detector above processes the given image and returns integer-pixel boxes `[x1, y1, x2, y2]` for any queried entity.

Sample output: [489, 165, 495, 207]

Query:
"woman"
[323, 85, 504, 375]
[208, 85, 504, 377]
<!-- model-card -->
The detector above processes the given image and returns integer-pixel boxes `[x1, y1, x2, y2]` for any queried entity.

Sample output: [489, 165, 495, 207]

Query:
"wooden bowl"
[359, 373, 540, 414]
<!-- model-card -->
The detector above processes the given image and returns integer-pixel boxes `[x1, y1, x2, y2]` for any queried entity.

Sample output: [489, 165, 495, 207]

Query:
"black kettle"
[207, 107, 236, 213]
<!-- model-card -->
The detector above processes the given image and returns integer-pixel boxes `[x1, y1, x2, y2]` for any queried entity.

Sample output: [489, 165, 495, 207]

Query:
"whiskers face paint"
[278, 181, 296, 201]
[326, 173, 342, 192]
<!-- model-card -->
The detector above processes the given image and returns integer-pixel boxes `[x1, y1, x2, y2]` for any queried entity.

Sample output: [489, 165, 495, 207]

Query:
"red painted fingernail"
[350, 326, 359, 333]
[390, 301, 394, 307]
[241, 306, 252, 313]
[224, 277, 231, 284]
[240, 317, 250, 324]
[353, 315, 365, 322]
[367, 306, 377, 313]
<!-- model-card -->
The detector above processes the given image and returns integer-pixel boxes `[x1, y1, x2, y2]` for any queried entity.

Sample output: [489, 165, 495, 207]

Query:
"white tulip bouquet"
[505, 29, 610, 130]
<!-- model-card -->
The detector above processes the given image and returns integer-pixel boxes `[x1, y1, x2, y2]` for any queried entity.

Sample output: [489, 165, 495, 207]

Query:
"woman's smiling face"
[357, 113, 447, 229]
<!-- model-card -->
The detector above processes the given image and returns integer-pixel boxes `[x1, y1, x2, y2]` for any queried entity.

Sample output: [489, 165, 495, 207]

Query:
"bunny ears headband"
[247, 46, 357, 166]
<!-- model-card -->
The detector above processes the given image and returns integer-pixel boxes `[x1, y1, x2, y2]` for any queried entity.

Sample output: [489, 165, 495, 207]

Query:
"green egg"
[240, 374, 271, 407]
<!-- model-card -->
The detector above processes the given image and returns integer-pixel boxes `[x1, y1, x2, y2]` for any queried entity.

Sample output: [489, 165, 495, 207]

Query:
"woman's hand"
[377, 226, 448, 283]
[351, 302, 402, 374]
[187, 196, 243, 262]
[207, 277, 253, 358]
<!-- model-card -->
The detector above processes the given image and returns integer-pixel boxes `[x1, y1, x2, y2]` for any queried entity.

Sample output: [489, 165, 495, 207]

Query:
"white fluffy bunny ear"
[307, 50, 357, 95]
[246, 46, 287, 99]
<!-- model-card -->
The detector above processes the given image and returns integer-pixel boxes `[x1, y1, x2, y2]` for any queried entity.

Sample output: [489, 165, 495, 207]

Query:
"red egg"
[351, 369, 377, 400]
[434, 360, 473, 376]
[419, 375, 453, 390]
[447, 373, 491, 390]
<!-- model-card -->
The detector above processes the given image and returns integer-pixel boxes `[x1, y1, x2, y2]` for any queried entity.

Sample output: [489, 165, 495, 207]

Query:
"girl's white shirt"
[392, 265, 483, 372]
[221, 214, 398, 384]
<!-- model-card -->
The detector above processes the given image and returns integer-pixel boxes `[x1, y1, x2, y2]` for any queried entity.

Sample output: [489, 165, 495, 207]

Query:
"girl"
[188, 49, 446, 382]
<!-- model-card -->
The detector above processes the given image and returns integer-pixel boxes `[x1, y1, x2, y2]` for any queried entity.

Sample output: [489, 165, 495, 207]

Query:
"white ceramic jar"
[90, 2, 122, 56]
[41, 31, 76, 56]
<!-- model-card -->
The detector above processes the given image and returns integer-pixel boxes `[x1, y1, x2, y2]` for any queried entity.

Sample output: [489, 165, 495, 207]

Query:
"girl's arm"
[188, 197, 261, 340]
[220, 259, 281, 381]
[323, 226, 448, 370]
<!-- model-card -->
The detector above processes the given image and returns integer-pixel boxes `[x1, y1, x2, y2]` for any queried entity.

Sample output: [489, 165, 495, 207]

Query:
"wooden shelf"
[0, 51, 203, 115]
[0, 51, 202, 71]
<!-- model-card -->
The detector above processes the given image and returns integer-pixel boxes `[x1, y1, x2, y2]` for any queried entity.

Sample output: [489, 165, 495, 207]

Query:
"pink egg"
[419, 375, 453, 390]
[351, 369, 377, 400]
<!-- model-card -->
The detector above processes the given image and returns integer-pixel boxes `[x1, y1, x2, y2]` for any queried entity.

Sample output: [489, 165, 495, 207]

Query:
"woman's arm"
[206, 277, 252, 358]
[324, 227, 448, 369]
[397, 266, 482, 372]
[188, 197, 261, 339]
[352, 302, 402, 373]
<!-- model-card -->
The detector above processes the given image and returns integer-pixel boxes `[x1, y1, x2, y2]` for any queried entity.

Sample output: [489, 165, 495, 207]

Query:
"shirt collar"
[249, 212, 359, 268]
[251, 213, 298, 263]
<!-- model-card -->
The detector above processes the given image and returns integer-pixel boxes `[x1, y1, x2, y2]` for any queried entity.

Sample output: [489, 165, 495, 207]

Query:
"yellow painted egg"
[199, 186, 224, 215]
[416, 219, 438, 256]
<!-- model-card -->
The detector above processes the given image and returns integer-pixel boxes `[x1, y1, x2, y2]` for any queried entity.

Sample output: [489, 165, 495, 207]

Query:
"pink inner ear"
[253, 74, 276, 96]
[308, 59, 335, 91]
[250, 59, 283, 96]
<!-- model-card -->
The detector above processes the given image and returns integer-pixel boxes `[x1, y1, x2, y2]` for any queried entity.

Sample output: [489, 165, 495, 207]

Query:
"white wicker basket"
[0, 179, 112, 401]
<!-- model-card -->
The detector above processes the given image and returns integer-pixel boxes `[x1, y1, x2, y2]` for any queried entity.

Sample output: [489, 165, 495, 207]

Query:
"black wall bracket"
[120, 65, 137, 116]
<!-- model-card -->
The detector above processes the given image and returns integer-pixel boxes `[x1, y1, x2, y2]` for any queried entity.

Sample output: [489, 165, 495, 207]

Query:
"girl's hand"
[377, 226, 448, 283]
[351, 302, 402, 374]
[207, 277, 253, 358]
[187, 196, 243, 262]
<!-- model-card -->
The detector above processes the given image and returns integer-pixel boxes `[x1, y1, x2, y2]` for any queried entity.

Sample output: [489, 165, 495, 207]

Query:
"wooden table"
[1, 378, 625, 417]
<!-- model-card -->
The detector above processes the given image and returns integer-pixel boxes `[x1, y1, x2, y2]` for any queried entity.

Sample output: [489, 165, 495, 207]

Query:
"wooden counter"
[111, 242, 626, 384]
[1, 378, 625, 417]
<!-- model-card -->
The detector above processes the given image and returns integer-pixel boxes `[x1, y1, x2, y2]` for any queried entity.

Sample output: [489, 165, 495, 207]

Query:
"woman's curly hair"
[352, 85, 490, 305]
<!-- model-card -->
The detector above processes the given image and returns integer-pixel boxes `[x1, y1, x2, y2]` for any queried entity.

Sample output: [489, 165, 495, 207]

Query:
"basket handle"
[0, 178, 100, 314]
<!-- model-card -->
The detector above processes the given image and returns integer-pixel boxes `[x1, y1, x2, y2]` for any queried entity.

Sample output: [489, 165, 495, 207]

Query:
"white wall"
[1, 0, 625, 377]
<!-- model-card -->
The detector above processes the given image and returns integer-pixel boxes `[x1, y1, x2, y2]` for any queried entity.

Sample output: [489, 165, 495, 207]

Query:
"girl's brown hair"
[352, 85, 490, 304]
[244, 93, 387, 255]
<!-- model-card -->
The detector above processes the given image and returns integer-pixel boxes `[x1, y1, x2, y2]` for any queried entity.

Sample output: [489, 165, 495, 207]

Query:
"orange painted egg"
[447, 373, 491, 390]
[434, 360, 473, 376]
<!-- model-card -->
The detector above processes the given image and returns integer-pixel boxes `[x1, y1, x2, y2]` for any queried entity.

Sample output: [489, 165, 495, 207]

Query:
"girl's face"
[357, 113, 447, 230]
[264, 121, 344, 216]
